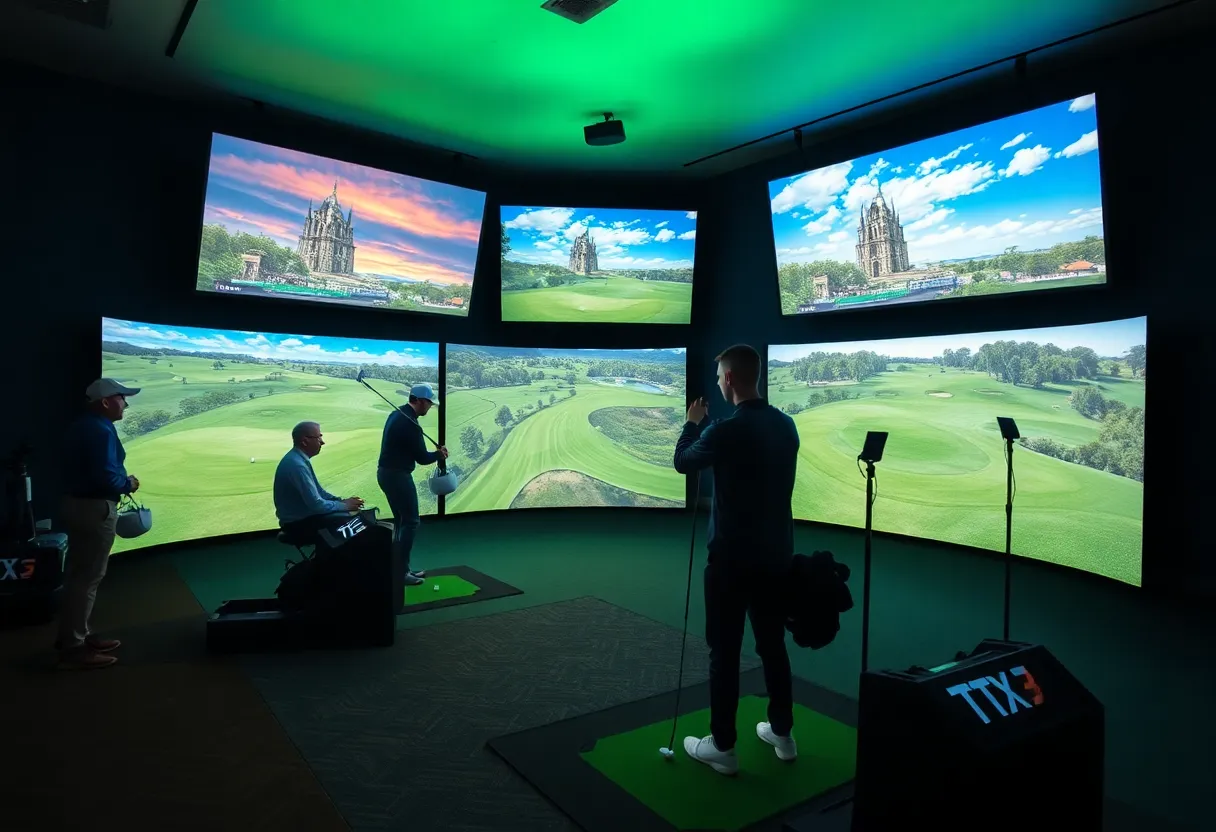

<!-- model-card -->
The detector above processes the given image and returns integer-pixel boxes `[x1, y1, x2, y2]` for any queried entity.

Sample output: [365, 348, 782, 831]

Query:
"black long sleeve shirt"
[377, 409, 439, 473]
[673, 398, 800, 568]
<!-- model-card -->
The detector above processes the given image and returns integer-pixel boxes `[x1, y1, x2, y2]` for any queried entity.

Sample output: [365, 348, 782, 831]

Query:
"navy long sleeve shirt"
[61, 413, 134, 502]
[673, 398, 800, 567]
[377, 409, 438, 473]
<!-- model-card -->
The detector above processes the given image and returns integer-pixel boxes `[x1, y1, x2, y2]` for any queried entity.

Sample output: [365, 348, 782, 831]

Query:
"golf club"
[659, 470, 703, 761]
[355, 369, 446, 472]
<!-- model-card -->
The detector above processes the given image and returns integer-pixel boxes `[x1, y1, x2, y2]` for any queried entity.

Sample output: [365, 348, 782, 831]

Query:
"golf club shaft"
[356, 376, 446, 471]
[667, 473, 702, 752]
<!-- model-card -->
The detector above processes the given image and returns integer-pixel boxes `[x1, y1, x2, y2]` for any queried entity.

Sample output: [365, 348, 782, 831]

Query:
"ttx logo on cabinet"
[947, 666, 1045, 724]
[0, 557, 36, 581]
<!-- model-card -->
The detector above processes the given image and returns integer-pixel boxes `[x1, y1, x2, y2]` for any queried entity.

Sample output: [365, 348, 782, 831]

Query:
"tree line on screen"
[448, 350, 583, 482]
[197, 224, 472, 311]
[197, 224, 310, 288]
[447, 351, 681, 391]
[500, 223, 693, 291]
[945, 237, 1105, 278]
[770, 338, 1145, 481]
[104, 341, 436, 438]
[446, 348, 685, 486]
[777, 236, 1105, 312]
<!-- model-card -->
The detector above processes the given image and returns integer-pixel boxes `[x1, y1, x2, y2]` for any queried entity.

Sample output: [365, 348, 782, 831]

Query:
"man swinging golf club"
[673, 344, 800, 776]
[377, 383, 448, 587]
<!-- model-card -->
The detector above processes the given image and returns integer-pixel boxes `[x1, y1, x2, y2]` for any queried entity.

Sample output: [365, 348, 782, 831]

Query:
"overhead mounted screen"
[769, 94, 1105, 316]
[500, 206, 696, 324]
[196, 133, 486, 316]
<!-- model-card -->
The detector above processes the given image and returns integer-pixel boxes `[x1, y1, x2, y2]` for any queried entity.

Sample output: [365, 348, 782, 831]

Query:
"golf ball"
[433, 585, 440, 591]
[250, 457, 256, 463]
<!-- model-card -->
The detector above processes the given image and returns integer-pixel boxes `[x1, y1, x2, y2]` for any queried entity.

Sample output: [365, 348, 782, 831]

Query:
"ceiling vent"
[541, 0, 620, 25]
[19, 0, 111, 29]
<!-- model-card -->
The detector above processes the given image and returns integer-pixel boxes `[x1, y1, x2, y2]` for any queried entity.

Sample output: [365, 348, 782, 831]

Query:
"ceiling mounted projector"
[585, 113, 626, 146]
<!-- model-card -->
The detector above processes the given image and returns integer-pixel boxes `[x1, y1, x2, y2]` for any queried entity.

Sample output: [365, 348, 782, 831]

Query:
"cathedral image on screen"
[857, 184, 910, 278]
[297, 182, 356, 275]
[197, 133, 486, 317]
[499, 205, 696, 324]
[569, 229, 599, 275]
[769, 95, 1107, 316]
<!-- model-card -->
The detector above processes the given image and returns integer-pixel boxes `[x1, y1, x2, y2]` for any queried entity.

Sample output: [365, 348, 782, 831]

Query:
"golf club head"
[659, 747, 675, 759]
[355, 369, 365, 383]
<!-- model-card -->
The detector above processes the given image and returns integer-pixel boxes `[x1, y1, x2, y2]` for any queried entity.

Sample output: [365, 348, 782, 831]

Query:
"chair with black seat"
[277, 526, 317, 562]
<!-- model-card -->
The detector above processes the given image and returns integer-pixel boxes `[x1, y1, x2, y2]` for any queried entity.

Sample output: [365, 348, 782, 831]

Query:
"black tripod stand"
[858, 431, 888, 673]
[996, 417, 1020, 642]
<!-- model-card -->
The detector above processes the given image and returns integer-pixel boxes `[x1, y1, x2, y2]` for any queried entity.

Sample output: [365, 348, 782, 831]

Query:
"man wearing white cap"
[376, 383, 448, 588]
[55, 378, 142, 670]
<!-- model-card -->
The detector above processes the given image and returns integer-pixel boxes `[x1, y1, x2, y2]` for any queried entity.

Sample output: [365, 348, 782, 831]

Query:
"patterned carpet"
[241, 596, 762, 832]
[0, 555, 349, 832]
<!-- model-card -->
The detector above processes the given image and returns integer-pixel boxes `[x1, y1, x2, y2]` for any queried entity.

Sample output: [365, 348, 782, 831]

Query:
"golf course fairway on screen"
[768, 317, 1146, 587]
[102, 317, 438, 554]
[444, 346, 687, 513]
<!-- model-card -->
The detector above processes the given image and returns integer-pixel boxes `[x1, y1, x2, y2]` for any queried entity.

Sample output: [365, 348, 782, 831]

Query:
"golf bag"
[783, 550, 854, 649]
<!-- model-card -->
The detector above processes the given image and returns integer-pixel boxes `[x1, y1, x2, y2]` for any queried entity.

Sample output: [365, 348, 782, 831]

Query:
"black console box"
[206, 596, 395, 652]
[0, 532, 67, 625]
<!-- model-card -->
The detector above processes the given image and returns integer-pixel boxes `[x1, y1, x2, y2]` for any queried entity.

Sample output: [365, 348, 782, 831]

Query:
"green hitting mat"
[488, 668, 858, 832]
[399, 565, 522, 615]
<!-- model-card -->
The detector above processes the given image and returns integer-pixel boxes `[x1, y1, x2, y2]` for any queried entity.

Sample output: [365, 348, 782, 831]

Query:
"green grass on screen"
[444, 348, 687, 514]
[501, 276, 692, 324]
[767, 337, 1145, 586]
[103, 351, 437, 554]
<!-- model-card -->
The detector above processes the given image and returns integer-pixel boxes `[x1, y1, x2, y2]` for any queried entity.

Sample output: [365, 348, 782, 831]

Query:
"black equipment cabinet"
[852, 638, 1105, 831]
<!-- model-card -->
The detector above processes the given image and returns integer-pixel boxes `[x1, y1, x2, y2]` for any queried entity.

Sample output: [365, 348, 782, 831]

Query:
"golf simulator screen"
[499, 206, 696, 324]
[196, 133, 487, 317]
[443, 345, 688, 513]
[768, 315, 1146, 586]
[768, 94, 1106, 316]
[102, 317, 439, 554]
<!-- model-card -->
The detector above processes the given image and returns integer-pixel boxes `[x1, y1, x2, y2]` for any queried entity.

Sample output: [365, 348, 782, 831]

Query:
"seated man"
[273, 421, 364, 542]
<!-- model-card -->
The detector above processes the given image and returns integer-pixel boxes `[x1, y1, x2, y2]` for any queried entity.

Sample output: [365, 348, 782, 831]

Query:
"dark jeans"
[377, 467, 420, 575]
[704, 555, 794, 751]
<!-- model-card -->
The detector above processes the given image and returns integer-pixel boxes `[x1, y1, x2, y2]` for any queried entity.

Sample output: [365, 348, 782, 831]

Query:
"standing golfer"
[377, 384, 448, 587]
[55, 378, 143, 670]
[673, 344, 800, 776]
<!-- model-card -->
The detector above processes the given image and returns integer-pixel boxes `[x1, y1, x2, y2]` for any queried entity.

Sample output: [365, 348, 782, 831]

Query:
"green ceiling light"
[585, 113, 625, 146]
[172, 0, 1178, 171]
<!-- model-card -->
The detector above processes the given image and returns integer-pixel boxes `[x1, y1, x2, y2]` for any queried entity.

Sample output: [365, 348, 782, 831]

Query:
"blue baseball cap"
[410, 383, 439, 405]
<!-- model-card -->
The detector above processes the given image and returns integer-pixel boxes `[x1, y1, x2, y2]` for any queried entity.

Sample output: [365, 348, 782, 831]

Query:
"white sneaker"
[757, 722, 797, 761]
[683, 735, 739, 775]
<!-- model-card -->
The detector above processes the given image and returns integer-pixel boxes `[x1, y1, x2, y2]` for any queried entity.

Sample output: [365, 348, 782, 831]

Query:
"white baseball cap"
[410, 383, 439, 405]
[86, 378, 141, 401]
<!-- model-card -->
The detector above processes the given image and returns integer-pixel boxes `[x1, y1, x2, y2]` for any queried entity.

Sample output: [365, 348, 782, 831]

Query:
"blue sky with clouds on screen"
[502, 206, 697, 270]
[769, 94, 1103, 267]
[103, 318, 438, 367]
[770, 316, 1145, 363]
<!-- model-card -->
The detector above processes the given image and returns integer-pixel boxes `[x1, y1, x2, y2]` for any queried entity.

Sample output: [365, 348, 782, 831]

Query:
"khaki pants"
[56, 496, 117, 651]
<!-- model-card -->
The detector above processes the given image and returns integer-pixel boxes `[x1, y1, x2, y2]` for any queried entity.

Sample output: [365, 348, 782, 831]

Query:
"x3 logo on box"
[0, 557, 37, 581]
[946, 665, 1045, 724]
